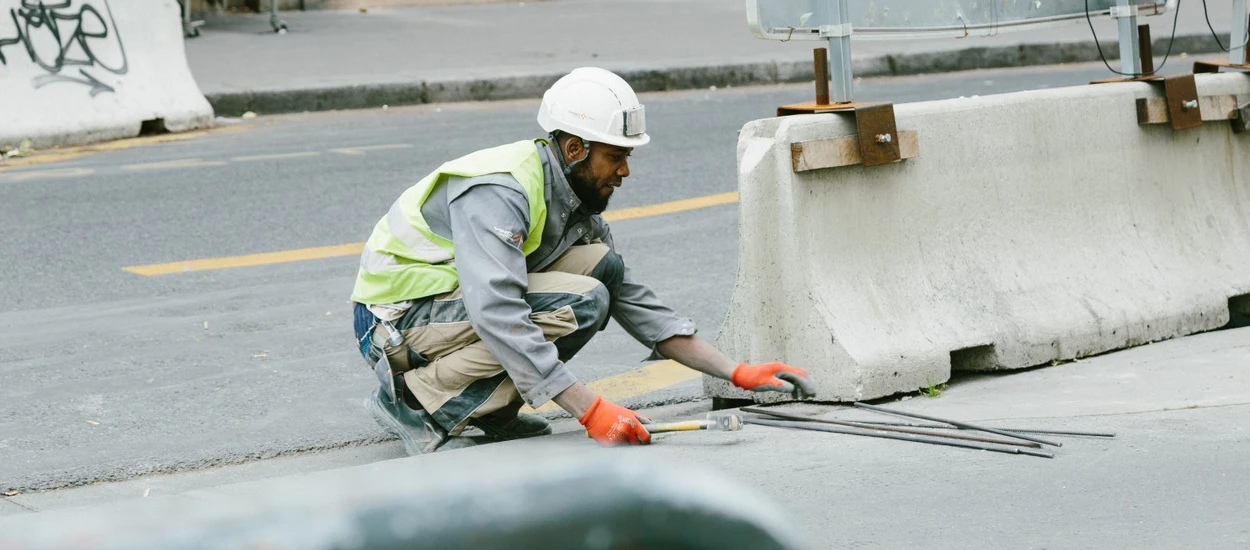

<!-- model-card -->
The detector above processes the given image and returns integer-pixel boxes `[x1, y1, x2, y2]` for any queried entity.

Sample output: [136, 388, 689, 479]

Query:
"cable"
[1086, 0, 1182, 77]
[1202, 0, 1250, 52]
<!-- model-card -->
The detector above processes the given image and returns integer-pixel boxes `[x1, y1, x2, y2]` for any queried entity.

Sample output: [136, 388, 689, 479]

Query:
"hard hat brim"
[593, 133, 650, 148]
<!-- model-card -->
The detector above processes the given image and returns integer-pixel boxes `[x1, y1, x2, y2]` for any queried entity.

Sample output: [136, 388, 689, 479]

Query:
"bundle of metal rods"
[740, 403, 1116, 459]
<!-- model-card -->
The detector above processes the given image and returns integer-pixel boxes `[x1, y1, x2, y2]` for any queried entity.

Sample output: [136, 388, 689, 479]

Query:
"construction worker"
[351, 67, 815, 455]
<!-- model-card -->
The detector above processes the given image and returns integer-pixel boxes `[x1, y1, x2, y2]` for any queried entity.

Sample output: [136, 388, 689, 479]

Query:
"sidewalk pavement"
[185, 0, 1239, 115]
[4, 326, 1249, 548]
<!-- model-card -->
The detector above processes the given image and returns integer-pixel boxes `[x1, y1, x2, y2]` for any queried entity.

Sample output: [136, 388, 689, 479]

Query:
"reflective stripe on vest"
[350, 140, 548, 305]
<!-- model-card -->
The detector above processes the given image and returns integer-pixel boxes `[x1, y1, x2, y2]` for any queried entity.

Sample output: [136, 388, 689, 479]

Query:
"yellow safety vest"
[350, 140, 548, 304]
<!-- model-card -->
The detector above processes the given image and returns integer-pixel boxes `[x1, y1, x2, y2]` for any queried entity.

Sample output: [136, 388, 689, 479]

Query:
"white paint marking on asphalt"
[232, 152, 320, 162]
[122, 159, 229, 171]
[0, 167, 94, 181]
[329, 144, 414, 155]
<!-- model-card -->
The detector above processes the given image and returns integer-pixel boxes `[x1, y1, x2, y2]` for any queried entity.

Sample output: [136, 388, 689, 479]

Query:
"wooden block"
[1135, 95, 1240, 125]
[791, 130, 919, 172]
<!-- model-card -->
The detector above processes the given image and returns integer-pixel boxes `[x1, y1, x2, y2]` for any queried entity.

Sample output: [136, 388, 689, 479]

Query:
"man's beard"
[567, 165, 612, 214]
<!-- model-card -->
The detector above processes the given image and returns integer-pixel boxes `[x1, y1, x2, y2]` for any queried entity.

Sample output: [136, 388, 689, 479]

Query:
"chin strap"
[550, 132, 591, 176]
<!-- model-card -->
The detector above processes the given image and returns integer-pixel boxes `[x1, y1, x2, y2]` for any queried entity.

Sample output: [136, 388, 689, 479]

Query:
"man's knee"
[589, 246, 624, 298]
[547, 244, 622, 296]
[586, 281, 611, 328]
[561, 280, 610, 331]
[551, 282, 610, 361]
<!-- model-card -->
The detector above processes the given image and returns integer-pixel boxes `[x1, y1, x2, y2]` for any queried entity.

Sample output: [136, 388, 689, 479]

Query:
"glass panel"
[747, 0, 1173, 40]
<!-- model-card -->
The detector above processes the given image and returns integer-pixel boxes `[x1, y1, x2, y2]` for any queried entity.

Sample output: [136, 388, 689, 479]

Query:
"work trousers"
[359, 244, 623, 435]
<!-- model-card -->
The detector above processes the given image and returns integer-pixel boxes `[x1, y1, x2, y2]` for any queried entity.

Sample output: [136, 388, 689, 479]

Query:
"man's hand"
[731, 362, 817, 398]
[578, 395, 651, 446]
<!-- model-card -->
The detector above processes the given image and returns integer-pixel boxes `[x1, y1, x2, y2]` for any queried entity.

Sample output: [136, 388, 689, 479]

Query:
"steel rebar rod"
[847, 420, 1116, 438]
[853, 402, 1063, 448]
[744, 417, 1054, 459]
[740, 406, 1042, 448]
[814, 47, 830, 105]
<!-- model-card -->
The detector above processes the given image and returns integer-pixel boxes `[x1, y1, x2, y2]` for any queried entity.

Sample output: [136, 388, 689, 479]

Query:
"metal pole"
[740, 406, 1042, 448]
[1116, 0, 1142, 75]
[1232, 0, 1249, 65]
[745, 417, 1055, 459]
[854, 402, 1063, 448]
[814, 48, 830, 106]
[1138, 24, 1154, 74]
[848, 420, 1116, 438]
[824, 0, 853, 103]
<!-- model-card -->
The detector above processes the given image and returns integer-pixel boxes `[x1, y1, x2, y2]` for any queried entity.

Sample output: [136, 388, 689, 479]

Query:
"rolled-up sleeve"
[594, 220, 698, 360]
[449, 184, 577, 407]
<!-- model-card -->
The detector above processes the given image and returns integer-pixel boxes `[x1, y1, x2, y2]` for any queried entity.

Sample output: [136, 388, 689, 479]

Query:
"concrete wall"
[709, 73, 1250, 403]
[0, 0, 213, 149]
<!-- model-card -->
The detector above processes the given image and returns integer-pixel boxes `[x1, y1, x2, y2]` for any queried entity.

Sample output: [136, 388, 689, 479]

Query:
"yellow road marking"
[123, 158, 229, 171]
[122, 191, 741, 276]
[521, 359, 702, 414]
[0, 167, 94, 181]
[0, 126, 248, 170]
[602, 191, 739, 222]
[0, 151, 92, 168]
[122, 243, 366, 276]
[232, 152, 320, 162]
[330, 144, 414, 155]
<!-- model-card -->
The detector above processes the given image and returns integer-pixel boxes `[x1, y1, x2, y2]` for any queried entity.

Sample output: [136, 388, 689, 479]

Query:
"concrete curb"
[205, 32, 1231, 115]
[0, 448, 806, 549]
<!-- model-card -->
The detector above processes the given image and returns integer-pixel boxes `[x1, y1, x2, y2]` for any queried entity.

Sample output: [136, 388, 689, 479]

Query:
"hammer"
[645, 413, 743, 434]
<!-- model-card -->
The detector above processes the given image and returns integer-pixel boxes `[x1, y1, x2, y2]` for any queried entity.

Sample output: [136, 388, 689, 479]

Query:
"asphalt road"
[6, 325, 1249, 549]
[0, 61, 1196, 492]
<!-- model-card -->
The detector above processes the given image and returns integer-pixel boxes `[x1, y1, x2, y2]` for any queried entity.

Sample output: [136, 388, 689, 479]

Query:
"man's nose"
[617, 160, 630, 179]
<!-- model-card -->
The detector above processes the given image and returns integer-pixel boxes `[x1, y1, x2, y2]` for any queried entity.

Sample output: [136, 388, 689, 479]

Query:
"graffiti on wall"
[0, 0, 128, 96]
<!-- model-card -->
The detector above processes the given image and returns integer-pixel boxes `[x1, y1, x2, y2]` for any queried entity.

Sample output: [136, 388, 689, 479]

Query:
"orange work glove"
[578, 395, 651, 446]
[731, 362, 817, 398]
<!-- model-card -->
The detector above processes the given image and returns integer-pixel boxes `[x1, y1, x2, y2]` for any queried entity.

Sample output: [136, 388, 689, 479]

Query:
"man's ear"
[563, 135, 587, 163]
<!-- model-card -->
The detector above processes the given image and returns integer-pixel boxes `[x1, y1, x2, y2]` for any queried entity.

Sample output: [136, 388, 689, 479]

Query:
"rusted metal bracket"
[1089, 29, 1203, 131]
[778, 101, 905, 168]
[1195, 15, 1250, 74]
[853, 104, 902, 167]
[1158, 74, 1203, 130]
[791, 130, 919, 172]
[1095, 72, 1201, 130]
[1196, 60, 1250, 73]
[1233, 101, 1250, 134]
[776, 48, 910, 169]
[1137, 93, 1243, 127]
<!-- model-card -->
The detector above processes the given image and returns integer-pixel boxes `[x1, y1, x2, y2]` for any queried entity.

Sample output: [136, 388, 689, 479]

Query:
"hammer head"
[706, 412, 743, 432]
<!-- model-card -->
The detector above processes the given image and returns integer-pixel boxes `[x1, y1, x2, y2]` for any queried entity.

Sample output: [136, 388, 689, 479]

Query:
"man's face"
[567, 142, 632, 214]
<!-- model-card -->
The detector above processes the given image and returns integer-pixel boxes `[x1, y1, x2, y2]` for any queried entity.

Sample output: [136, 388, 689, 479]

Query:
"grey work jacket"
[415, 141, 697, 407]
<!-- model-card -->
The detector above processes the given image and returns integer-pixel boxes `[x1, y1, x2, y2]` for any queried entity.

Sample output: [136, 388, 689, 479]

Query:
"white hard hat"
[537, 67, 650, 148]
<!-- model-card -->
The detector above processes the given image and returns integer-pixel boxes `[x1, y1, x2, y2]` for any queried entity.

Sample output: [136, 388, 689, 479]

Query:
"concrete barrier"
[0, 0, 213, 149]
[709, 72, 1250, 403]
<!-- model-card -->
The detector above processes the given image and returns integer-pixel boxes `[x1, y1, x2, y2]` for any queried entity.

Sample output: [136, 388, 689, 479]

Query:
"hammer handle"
[645, 420, 708, 433]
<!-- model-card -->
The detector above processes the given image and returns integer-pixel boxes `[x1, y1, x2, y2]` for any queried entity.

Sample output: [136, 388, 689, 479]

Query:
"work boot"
[365, 387, 447, 456]
[468, 410, 552, 440]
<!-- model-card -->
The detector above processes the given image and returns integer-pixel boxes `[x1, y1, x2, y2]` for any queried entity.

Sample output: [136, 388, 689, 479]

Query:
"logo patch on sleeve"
[491, 226, 524, 247]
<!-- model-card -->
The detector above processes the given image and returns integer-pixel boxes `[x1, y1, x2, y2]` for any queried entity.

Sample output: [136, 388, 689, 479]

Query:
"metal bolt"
[875, 133, 893, 144]
[1182, 100, 1199, 110]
